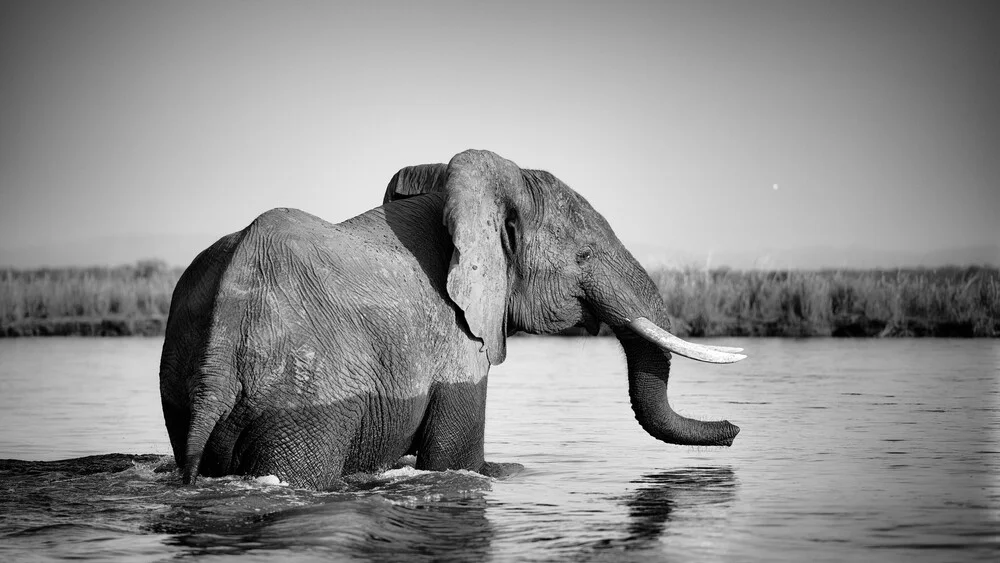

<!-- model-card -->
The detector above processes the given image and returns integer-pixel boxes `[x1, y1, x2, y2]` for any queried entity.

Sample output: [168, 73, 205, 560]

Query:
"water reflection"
[3, 338, 996, 562]
[592, 467, 738, 554]
[626, 467, 737, 542]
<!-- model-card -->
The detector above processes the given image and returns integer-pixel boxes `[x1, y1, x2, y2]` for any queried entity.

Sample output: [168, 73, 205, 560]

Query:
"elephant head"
[384, 150, 744, 447]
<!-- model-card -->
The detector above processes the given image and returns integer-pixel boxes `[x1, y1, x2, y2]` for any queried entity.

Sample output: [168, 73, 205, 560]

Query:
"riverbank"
[2, 262, 997, 337]
[0, 261, 178, 337]
[654, 266, 998, 337]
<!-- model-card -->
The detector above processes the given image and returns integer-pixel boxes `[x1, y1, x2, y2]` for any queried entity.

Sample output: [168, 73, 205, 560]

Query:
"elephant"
[159, 149, 746, 489]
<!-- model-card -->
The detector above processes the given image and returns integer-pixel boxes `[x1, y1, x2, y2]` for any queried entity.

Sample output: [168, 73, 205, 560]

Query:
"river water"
[0, 337, 996, 561]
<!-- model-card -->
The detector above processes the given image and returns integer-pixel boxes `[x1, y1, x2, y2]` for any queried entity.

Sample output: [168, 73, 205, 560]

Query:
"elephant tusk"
[627, 317, 747, 364]
[703, 344, 744, 353]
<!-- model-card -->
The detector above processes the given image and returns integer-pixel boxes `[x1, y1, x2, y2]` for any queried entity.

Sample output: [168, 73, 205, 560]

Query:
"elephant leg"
[232, 406, 353, 489]
[414, 379, 488, 472]
[161, 400, 189, 468]
[198, 414, 243, 477]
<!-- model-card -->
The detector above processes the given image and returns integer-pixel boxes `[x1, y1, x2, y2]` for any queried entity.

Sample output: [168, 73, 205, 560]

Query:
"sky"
[0, 0, 997, 269]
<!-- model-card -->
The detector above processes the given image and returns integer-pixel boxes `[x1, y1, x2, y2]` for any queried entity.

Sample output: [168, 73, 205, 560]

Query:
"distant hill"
[1, 234, 997, 271]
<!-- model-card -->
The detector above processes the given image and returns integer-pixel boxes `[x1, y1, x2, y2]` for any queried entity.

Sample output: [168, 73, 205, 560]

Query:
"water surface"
[1, 337, 997, 561]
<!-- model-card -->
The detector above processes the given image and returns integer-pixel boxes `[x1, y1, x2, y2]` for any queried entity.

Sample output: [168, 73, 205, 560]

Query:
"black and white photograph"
[1, 1, 997, 561]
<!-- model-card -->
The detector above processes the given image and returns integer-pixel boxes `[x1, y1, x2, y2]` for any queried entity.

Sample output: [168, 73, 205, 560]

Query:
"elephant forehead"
[538, 189, 606, 234]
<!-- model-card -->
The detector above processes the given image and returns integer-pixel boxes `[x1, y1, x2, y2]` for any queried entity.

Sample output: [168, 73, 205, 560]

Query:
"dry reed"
[1, 261, 996, 337]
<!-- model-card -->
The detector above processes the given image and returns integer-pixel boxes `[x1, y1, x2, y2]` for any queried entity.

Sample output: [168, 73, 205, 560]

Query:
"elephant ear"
[442, 150, 522, 365]
[383, 163, 449, 204]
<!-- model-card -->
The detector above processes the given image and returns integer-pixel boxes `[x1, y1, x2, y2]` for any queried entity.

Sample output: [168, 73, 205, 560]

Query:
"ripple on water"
[1, 338, 998, 562]
[0, 454, 505, 562]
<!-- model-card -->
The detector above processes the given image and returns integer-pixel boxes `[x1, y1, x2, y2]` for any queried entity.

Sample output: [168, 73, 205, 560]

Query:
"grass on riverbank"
[651, 266, 999, 337]
[0, 260, 181, 336]
[1, 262, 997, 337]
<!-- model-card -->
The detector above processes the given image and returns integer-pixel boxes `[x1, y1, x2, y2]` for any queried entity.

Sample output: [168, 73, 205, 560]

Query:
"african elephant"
[159, 149, 745, 489]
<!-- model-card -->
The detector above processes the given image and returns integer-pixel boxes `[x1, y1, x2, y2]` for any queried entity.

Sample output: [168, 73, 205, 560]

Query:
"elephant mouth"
[578, 300, 603, 336]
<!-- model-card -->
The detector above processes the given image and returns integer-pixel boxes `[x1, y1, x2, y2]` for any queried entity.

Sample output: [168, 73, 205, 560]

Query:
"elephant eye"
[576, 247, 593, 265]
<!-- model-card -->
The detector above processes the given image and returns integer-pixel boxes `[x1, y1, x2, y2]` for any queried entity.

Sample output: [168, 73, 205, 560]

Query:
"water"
[0, 337, 997, 561]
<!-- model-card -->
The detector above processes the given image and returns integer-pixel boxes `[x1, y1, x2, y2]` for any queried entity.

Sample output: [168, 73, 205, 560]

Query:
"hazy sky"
[1, 0, 997, 267]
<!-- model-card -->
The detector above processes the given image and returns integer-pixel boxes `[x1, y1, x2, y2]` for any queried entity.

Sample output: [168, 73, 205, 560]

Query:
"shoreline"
[1, 316, 167, 337]
[3, 263, 998, 338]
[1, 315, 993, 338]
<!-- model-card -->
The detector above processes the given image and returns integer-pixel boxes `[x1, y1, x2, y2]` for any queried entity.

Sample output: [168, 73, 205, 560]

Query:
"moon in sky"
[772, 184, 779, 191]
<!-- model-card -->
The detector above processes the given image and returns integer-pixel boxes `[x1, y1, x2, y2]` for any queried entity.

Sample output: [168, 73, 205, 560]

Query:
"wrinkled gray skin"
[159, 150, 739, 489]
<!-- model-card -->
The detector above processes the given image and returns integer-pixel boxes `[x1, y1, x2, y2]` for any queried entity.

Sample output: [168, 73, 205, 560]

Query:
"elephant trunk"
[615, 321, 740, 447]
[588, 252, 742, 447]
